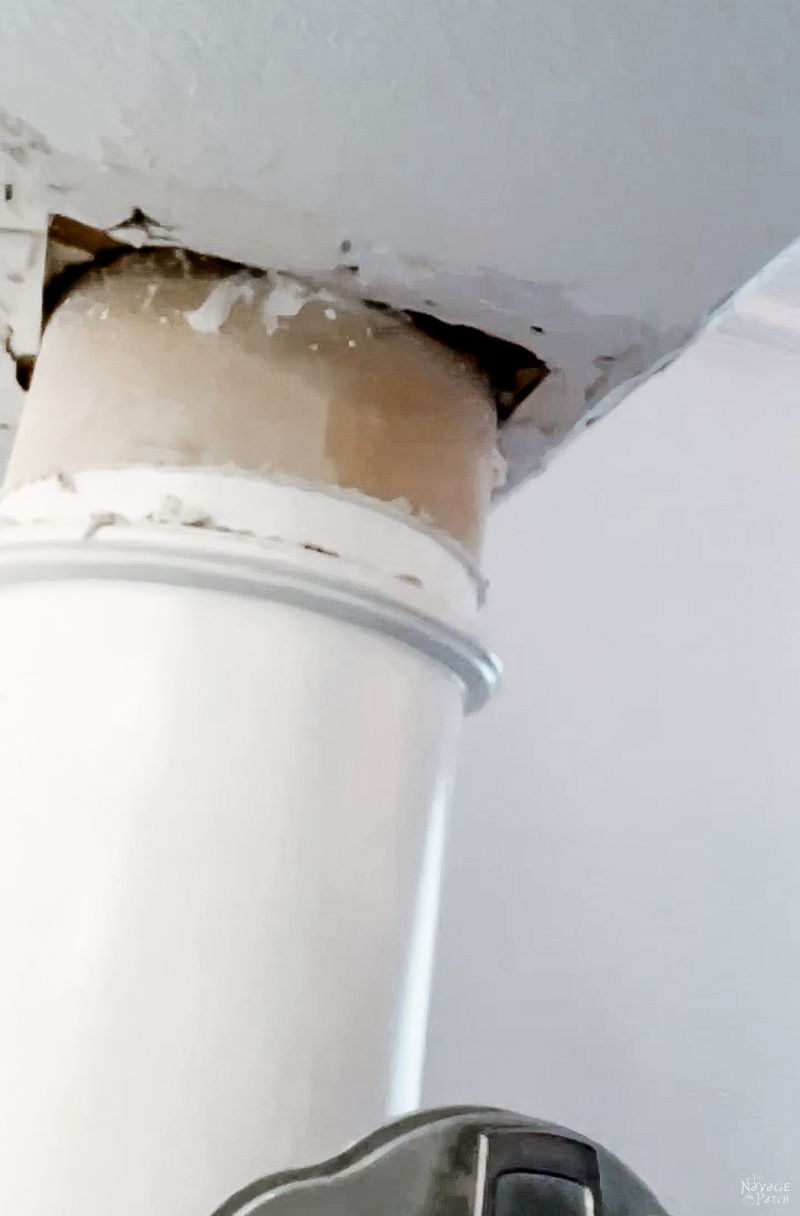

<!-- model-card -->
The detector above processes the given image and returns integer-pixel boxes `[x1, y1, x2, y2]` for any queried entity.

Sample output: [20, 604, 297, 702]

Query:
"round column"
[0, 252, 500, 1215]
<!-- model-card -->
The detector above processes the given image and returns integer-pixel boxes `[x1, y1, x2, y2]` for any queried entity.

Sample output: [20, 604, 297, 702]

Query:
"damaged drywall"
[0, 109, 695, 496]
[2, 0, 799, 494]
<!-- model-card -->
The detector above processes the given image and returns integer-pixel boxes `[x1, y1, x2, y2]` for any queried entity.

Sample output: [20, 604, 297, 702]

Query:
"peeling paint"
[149, 493, 213, 528]
[183, 271, 256, 334]
[261, 273, 312, 337]
[82, 510, 126, 539]
[56, 470, 76, 491]
[0, 105, 730, 496]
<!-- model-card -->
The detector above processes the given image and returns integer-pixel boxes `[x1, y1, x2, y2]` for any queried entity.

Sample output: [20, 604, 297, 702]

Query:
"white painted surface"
[0, 555, 465, 1214]
[3, 2, 800, 486]
[0, 253, 498, 1210]
[425, 254, 800, 1213]
[1, 0, 798, 328]
[0, 466, 483, 620]
[0, 461, 494, 1210]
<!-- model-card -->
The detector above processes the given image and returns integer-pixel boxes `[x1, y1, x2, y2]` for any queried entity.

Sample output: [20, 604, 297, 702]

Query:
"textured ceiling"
[1, 0, 799, 481]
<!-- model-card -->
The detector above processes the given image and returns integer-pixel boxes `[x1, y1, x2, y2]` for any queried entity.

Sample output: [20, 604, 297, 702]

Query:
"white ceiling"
[1, 0, 799, 479]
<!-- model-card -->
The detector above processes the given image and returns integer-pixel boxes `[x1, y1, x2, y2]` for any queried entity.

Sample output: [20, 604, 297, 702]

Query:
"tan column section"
[5, 251, 498, 555]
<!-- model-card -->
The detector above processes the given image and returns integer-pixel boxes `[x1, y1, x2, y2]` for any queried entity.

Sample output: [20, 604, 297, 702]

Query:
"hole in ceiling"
[361, 300, 548, 422]
[402, 309, 548, 422]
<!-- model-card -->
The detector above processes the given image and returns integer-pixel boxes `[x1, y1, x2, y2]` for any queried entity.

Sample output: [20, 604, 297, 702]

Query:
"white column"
[0, 254, 499, 1215]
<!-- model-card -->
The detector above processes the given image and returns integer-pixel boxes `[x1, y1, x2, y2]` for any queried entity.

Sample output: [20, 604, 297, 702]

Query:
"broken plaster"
[0, 108, 696, 495]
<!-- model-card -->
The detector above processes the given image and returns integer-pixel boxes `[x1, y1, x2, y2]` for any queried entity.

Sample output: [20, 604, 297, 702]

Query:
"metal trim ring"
[0, 529, 501, 712]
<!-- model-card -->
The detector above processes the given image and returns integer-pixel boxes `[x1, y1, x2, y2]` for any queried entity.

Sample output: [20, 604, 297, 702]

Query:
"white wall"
[425, 310, 800, 1214]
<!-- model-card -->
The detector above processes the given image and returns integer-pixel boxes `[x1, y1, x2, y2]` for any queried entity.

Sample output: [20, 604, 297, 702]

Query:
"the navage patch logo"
[741, 1174, 791, 1206]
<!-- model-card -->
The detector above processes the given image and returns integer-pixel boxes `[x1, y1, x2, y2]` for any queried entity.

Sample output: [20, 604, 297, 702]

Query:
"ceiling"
[1, 0, 799, 482]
